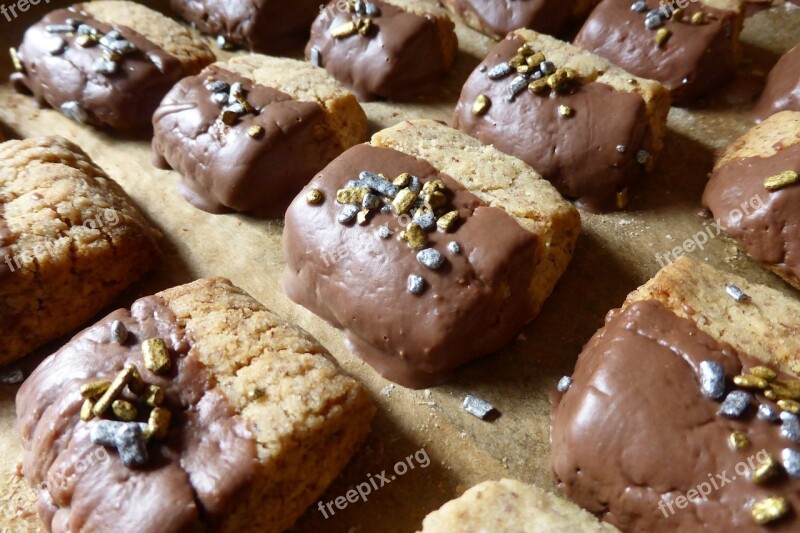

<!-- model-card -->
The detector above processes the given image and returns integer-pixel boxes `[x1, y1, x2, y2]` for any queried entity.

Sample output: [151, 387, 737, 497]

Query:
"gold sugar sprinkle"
[76, 34, 98, 48]
[80, 399, 95, 421]
[392, 188, 418, 215]
[248, 125, 264, 138]
[357, 209, 370, 225]
[93, 364, 136, 417]
[764, 170, 798, 191]
[248, 388, 265, 400]
[437, 210, 459, 232]
[422, 179, 445, 195]
[472, 94, 491, 116]
[306, 189, 324, 205]
[331, 20, 358, 38]
[127, 365, 146, 394]
[393, 173, 411, 187]
[147, 407, 171, 440]
[751, 496, 789, 525]
[655, 28, 671, 47]
[558, 105, 573, 117]
[111, 400, 138, 421]
[750, 454, 781, 484]
[691, 11, 706, 24]
[728, 431, 749, 451]
[400, 223, 427, 250]
[671, 8, 684, 20]
[357, 17, 373, 36]
[337, 186, 369, 205]
[142, 338, 171, 375]
[143, 385, 164, 407]
[778, 399, 800, 414]
[80, 380, 110, 400]
[528, 77, 549, 94]
[749, 366, 777, 382]
[616, 189, 629, 210]
[733, 374, 768, 390]
[9, 47, 22, 72]
[425, 191, 447, 210]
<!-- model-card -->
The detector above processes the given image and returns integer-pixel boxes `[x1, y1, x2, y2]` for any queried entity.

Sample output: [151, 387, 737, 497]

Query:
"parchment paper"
[0, 2, 799, 531]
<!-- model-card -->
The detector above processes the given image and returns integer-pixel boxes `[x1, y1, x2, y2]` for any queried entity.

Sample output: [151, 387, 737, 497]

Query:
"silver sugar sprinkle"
[699, 360, 725, 399]
[557, 376, 572, 393]
[718, 390, 750, 418]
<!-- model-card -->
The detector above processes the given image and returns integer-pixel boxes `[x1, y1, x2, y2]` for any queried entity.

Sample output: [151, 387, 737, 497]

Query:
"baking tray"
[0, 1, 799, 531]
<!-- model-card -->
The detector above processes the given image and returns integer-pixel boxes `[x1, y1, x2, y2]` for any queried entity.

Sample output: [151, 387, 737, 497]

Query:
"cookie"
[440, 0, 599, 38]
[170, 0, 322, 53]
[306, 0, 458, 101]
[418, 479, 620, 532]
[16, 277, 375, 532]
[574, 0, 745, 105]
[453, 29, 669, 212]
[553, 257, 800, 532]
[10, 1, 215, 133]
[754, 44, 800, 121]
[283, 119, 580, 388]
[152, 55, 367, 216]
[0, 136, 161, 366]
[702, 110, 800, 290]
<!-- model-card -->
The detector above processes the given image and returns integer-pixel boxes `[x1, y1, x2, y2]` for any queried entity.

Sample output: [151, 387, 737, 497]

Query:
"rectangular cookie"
[418, 479, 619, 532]
[0, 136, 161, 366]
[16, 277, 376, 532]
[283, 119, 580, 388]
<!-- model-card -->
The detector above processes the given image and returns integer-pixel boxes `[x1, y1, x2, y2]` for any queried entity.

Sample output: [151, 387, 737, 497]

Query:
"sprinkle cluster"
[81, 321, 173, 468]
[45, 19, 137, 75]
[330, 0, 381, 39]
[203, 79, 264, 138]
[307, 171, 462, 295]
[630, 1, 708, 47]
[699, 359, 800, 525]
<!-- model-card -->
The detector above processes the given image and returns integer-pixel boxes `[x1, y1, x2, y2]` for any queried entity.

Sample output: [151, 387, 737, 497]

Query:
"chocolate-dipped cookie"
[306, 0, 458, 101]
[170, 0, 321, 53]
[703, 111, 800, 290]
[10, 1, 214, 134]
[440, 0, 599, 38]
[16, 278, 375, 532]
[283, 120, 580, 388]
[552, 257, 800, 532]
[453, 30, 669, 212]
[754, 44, 800, 121]
[0, 136, 161, 366]
[574, 0, 745, 105]
[152, 55, 367, 216]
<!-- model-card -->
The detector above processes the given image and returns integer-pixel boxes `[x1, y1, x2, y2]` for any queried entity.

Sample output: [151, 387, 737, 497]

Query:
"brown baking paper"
[0, 1, 799, 531]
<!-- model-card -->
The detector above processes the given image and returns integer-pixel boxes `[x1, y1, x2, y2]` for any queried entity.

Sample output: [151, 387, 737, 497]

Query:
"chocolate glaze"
[444, 0, 584, 37]
[171, 0, 321, 54]
[282, 144, 539, 388]
[306, 0, 455, 101]
[552, 299, 800, 532]
[754, 45, 800, 122]
[574, 0, 740, 105]
[703, 142, 800, 284]
[152, 65, 339, 217]
[453, 35, 649, 213]
[17, 296, 258, 532]
[12, 6, 187, 133]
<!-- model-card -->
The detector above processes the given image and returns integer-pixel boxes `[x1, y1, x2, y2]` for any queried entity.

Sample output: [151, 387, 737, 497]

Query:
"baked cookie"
[10, 1, 214, 133]
[440, 0, 599, 38]
[553, 257, 800, 532]
[702, 111, 800, 290]
[419, 479, 620, 532]
[754, 44, 800, 122]
[16, 277, 375, 532]
[152, 55, 367, 216]
[170, 0, 321, 53]
[0, 136, 161, 366]
[574, 0, 745, 105]
[283, 119, 580, 388]
[453, 29, 669, 212]
[306, 0, 458, 101]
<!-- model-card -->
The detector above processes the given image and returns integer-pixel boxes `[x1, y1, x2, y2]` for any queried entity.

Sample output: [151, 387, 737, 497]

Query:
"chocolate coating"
[12, 7, 187, 133]
[703, 142, 800, 285]
[552, 299, 800, 532]
[453, 35, 649, 213]
[754, 45, 800, 122]
[152, 65, 339, 216]
[171, 0, 321, 53]
[306, 0, 456, 101]
[575, 0, 740, 105]
[17, 296, 257, 531]
[282, 144, 538, 388]
[442, 0, 590, 37]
